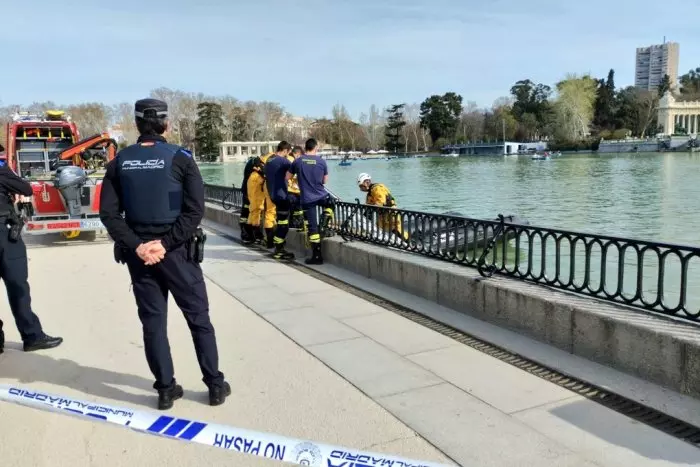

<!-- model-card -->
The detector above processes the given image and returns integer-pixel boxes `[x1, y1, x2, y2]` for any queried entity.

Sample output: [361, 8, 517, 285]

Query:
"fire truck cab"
[2, 110, 117, 238]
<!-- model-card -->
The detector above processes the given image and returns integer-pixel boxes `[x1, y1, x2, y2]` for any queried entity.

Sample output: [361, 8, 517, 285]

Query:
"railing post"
[338, 198, 362, 242]
[477, 214, 505, 278]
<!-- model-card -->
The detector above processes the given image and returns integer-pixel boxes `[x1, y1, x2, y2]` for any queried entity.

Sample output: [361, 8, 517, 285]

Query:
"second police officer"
[99, 98, 231, 411]
[0, 158, 63, 354]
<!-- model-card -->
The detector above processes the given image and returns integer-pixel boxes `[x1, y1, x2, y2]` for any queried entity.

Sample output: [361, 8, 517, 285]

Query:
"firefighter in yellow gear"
[357, 173, 408, 241]
[247, 152, 277, 247]
[287, 146, 305, 230]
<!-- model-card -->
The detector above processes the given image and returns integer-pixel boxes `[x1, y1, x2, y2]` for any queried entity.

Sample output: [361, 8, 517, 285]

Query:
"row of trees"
[3, 67, 700, 156]
[0, 88, 300, 157]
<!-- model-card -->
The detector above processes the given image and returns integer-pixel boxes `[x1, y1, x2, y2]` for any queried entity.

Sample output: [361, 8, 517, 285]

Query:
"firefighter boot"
[241, 223, 254, 245]
[273, 242, 295, 261]
[265, 228, 275, 249]
[252, 226, 264, 245]
[305, 243, 323, 265]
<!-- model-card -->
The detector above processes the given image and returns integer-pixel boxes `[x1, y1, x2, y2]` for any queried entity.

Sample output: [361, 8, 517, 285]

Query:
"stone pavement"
[0, 230, 699, 466]
[200, 223, 700, 467]
[0, 236, 450, 467]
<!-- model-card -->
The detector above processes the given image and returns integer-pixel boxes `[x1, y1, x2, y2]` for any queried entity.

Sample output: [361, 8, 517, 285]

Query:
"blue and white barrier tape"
[0, 385, 453, 467]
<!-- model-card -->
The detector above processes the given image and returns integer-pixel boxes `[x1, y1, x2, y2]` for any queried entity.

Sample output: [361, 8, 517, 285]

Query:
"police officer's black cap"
[134, 98, 168, 119]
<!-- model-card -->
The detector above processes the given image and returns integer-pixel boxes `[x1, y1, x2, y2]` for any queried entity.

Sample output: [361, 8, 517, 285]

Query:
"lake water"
[200, 152, 700, 246]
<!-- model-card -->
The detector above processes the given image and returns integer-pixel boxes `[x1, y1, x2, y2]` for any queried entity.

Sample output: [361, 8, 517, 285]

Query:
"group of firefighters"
[238, 138, 407, 265]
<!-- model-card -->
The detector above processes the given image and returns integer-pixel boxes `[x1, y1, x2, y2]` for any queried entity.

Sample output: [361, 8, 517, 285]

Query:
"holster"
[187, 228, 206, 263]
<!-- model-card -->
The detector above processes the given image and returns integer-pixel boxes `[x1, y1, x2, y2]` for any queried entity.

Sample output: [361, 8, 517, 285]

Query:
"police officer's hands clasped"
[137, 240, 166, 266]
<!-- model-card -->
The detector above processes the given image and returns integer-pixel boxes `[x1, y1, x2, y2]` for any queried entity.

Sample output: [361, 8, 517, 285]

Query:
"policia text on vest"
[99, 98, 231, 411]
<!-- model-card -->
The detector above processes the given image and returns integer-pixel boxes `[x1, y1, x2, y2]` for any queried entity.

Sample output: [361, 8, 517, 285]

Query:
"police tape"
[0, 385, 453, 467]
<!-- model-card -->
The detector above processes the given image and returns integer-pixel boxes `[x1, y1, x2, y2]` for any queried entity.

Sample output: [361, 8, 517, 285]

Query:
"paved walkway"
[0, 236, 449, 466]
[1, 230, 700, 466]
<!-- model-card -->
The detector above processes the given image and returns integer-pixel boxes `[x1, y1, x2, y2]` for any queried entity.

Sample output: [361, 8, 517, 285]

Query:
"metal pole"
[502, 118, 506, 155]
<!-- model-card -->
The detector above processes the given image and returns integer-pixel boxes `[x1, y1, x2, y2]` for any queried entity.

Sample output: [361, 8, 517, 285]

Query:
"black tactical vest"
[117, 140, 183, 225]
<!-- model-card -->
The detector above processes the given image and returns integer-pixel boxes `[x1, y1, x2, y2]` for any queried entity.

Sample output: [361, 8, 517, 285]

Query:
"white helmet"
[357, 172, 371, 185]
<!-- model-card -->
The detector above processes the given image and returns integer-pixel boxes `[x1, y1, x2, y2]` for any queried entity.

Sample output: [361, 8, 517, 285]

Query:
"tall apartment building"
[635, 41, 679, 91]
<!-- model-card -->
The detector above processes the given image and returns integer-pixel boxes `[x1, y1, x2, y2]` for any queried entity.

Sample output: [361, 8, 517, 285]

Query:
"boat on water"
[338, 210, 529, 254]
[338, 160, 352, 166]
[445, 152, 459, 158]
[408, 213, 529, 254]
[532, 151, 560, 160]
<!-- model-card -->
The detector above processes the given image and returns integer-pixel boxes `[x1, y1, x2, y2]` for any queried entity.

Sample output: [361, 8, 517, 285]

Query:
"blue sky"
[1, 0, 699, 119]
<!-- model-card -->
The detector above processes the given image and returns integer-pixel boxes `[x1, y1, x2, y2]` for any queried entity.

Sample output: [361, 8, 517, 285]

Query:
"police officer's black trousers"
[125, 244, 225, 390]
[0, 224, 44, 343]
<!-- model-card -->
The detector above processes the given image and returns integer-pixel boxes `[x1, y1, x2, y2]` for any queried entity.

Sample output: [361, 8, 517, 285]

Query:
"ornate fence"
[204, 183, 700, 323]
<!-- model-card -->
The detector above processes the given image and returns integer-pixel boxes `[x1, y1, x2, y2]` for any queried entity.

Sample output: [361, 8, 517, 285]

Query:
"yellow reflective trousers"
[247, 172, 276, 229]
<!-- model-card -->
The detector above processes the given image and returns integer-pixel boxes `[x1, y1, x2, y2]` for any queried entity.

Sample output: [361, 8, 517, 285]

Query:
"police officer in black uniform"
[0, 159, 63, 354]
[99, 98, 231, 411]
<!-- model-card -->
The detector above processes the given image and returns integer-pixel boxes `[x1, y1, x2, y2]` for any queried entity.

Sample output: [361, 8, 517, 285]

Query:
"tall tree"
[194, 102, 224, 162]
[457, 101, 484, 142]
[419, 92, 463, 145]
[657, 74, 672, 97]
[510, 79, 552, 134]
[359, 104, 384, 150]
[67, 103, 111, 137]
[384, 104, 406, 153]
[553, 74, 598, 142]
[593, 69, 617, 131]
[111, 102, 138, 145]
[679, 68, 700, 98]
[616, 87, 659, 137]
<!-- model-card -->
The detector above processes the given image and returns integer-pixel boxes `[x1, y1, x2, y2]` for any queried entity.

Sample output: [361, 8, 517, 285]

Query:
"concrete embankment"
[205, 202, 700, 400]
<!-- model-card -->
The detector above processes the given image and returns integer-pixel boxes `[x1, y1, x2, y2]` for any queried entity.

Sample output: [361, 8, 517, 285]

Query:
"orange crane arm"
[58, 133, 118, 166]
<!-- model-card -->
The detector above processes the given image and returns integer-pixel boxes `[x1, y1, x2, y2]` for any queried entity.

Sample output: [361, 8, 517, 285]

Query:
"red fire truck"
[1, 110, 118, 239]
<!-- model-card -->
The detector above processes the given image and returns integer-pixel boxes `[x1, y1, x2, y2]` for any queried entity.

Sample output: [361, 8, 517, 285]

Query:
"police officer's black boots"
[158, 382, 184, 411]
[23, 334, 63, 352]
[305, 243, 323, 265]
[273, 242, 295, 261]
[209, 381, 232, 406]
[265, 228, 275, 249]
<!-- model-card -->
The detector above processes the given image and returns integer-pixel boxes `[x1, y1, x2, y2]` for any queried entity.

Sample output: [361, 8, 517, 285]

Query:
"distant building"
[443, 141, 547, 156]
[657, 92, 700, 135]
[273, 115, 312, 140]
[635, 41, 679, 91]
[219, 141, 280, 162]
